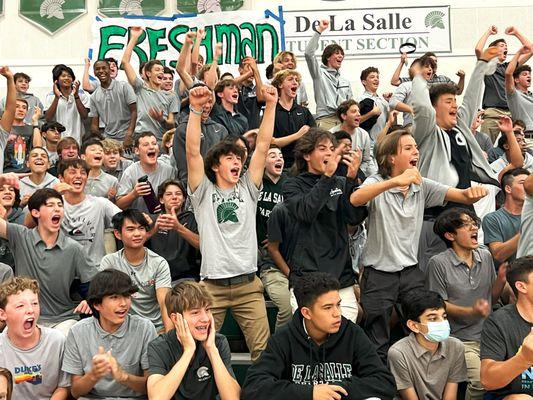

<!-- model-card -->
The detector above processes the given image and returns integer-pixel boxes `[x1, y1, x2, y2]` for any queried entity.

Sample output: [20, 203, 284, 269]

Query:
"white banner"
[284, 6, 451, 58]
[89, 8, 285, 73]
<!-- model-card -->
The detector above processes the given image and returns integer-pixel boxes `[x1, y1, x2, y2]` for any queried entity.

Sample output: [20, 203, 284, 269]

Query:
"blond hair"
[271, 69, 301, 93]
[273, 51, 297, 68]
[101, 138, 123, 154]
[165, 281, 212, 316]
[0, 276, 39, 309]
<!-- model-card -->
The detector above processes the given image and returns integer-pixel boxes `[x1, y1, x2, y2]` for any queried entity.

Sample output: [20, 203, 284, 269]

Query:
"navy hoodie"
[242, 310, 396, 400]
[283, 173, 367, 288]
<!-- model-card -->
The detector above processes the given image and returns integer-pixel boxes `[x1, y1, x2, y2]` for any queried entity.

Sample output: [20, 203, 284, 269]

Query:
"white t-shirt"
[44, 91, 90, 144]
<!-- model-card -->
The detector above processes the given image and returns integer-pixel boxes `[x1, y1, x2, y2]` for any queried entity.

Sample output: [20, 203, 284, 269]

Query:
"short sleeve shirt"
[99, 249, 171, 330]
[0, 327, 69, 400]
[148, 330, 235, 400]
[483, 206, 521, 263]
[361, 175, 448, 271]
[62, 315, 156, 399]
[43, 91, 90, 144]
[6, 223, 98, 323]
[388, 333, 467, 400]
[481, 304, 533, 398]
[85, 171, 119, 198]
[517, 192, 533, 257]
[188, 173, 261, 279]
[426, 248, 496, 341]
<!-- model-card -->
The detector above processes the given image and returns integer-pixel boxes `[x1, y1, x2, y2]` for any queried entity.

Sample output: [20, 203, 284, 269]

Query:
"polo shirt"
[361, 175, 448, 271]
[89, 79, 137, 140]
[427, 248, 496, 342]
[62, 314, 156, 399]
[236, 84, 263, 129]
[131, 77, 180, 141]
[273, 101, 316, 167]
[85, 170, 118, 198]
[148, 330, 234, 400]
[388, 333, 467, 400]
[43, 91, 91, 144]
[6, 223, 98, 323]
[104, 159, 133, 181]
[211, 103, 249, 137]
[507, 89, 533, 131]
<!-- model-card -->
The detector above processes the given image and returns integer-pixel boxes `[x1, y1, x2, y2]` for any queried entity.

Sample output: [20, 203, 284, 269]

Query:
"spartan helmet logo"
[40, 0, 65, 19]
[119, 0, 144, 16]
[197, 366, 211, 381]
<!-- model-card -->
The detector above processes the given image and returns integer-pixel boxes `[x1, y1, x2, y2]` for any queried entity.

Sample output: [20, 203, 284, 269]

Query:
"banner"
[98, 0, 165, 18]
[90, 8, 284, 73]
[176, 0, 244, 14]
[284, 6, 451, 58]
[19, 0, 87, 35]
[0, 1, 3, 16]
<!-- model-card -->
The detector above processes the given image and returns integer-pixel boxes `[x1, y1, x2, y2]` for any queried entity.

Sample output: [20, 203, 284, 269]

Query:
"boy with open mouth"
[0, 277, 70, 399]
[18, 147, 59, 207]
[80, 138, 119, 200]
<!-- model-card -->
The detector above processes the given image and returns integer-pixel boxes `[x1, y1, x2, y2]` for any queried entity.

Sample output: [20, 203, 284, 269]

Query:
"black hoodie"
[242, 310, 396, 400]
[283, 173, 367, 288]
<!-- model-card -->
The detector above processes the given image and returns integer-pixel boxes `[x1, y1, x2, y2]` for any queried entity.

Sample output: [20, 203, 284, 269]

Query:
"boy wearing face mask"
[388, 289, 467, 400]
[426, 208, 508, 400]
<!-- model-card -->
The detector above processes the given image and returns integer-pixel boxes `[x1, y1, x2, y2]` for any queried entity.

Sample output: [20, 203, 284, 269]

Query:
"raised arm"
[505, 26, 533, 65]
[0, 67, 16, 133]
[247, 57, 266, 102]
[186, 86, 211, 192]
[411, 64, 437, 146]
[191, 28, 205, 76]
[390, 53, 408, 86]
[475, 25, 498, 59]
[305, 20, 329, 79]
[31, 107, 43, 147]
[121, 27, 144, 86]
[455, 69, 465, 95]
[498, 115, 524, 172]
[505, 45, 531, 94]
[204, 43, 223, 90]
[176, 31, 196, 91]
[82, 58, 96, 93]
[248, 85, 278, 187]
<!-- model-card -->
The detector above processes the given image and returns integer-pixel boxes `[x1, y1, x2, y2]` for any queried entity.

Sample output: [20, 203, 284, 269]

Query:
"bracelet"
[32, 125, 39, 130]
[190, 107, 202, 116]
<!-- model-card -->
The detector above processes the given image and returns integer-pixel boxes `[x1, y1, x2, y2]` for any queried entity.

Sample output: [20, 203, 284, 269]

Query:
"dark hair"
[204, 141, 246, 184]
[226, 135, 250, 156]
[336, 99, 359, 122]
[57, 137, 80, 157]
[87, 270, 138, 319]
[433, 208, 480, 248]
[0, 367, 13, 400]
[163, 66, 174, 76]
[321, 44, 344, 66]
[41, 121, 66, 134]
[57, 158, 90, 177]
[139, 61, 147, 76]
[104, 57, 118, 67]
[507, 256, 533, 297]
[360, 66, 379, 82]
[144, 59, 163, 74]
[488, 38, 506, 47]
[513, 64, 531, 80]
[265, 64, 274, 80]
[28, 146, 50, 161]
[419, 55, 437, 70]
[134, 132, 157, 148]
[402, 289, 446, 322]
[429, 83, 458, 106]
[501, 168, 530, 194]
[333, 129, 352, 142]
[28, 188, 63, 224]
[293, 272, 340, 309]
[0, 182, 21, 209]
[14, 72, 31, 83]
[93, 59, 110, 70]
[112, 209, 150, 232]
[214, 79, 237, 102]
[157, 179, 187, 210]
[423, 51, 437, 58]
[52, 64, 75, 82]
[81, 138, 103, 154]
[514, 119, 526, 130]
[292, 128, 336, 174]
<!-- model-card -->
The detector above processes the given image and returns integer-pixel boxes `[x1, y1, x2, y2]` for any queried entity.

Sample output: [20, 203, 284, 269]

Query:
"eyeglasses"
[459, 220, 479, 230]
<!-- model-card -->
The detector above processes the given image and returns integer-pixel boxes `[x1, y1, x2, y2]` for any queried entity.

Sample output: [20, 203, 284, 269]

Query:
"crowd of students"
[0, 17, 531, 400]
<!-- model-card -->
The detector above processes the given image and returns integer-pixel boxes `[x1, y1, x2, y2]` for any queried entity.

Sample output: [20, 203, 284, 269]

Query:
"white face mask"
[420, 320, 451, 343]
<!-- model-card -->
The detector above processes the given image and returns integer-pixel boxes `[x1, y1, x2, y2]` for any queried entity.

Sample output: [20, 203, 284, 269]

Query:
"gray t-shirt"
[189, 173, 261, 279]
[427, 247, 496, 341]
[117, 161, 174, 213]
[62, 195, 121, 266]
[517, 192, 533, 257]
[99, 249, 171, 330]
[491, 153, 533, 176]
[89, 79, 137, 140]
[0, 327, 69, 399]
[0, 261, 13, 283]
[62, 315, 156, 399]
[507, 89, 533, 131]
[6, 223, 98, 323]
[361, 175, 448, 271]
[0, 126, 7, 174]
[388, 333, 467, 400]
[483, 206, 521, 263]
[85, 171, 119, 198]
[19, 173, 59, 198]
[132, 77, 180, 141]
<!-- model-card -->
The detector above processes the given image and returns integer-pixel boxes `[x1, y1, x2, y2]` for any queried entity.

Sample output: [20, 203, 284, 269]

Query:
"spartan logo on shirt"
[14, 364, 42, 385]
[197, 366, 211, 382]
[212, 190, 244, 224]
[521, 366, 533, 390]
[292, 363, 352, 385]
